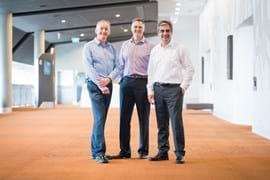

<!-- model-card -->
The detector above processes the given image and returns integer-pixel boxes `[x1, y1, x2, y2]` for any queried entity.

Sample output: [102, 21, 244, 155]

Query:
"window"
[43, 60, 51, 76]
[227, 35, 233, 80]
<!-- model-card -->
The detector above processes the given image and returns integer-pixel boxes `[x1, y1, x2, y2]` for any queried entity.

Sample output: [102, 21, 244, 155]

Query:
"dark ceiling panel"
[5, 0, 157, 44]
[13, 34, 34, 65]
[13, 27, 27, 46]
[0, 0, 149, 13]
[13, 27, 51, 65]
[1, 0, 158, 64]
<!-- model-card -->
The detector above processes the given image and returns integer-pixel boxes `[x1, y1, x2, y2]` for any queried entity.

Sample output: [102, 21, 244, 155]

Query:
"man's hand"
[98, 77, 111, 87]
[181, 87, 185, 95]
[148, 95, 154, 104]
[101, 87, 110, 94]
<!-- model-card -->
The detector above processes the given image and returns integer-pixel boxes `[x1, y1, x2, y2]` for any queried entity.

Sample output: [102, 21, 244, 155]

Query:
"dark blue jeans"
[153, 83, 185, 157]
[87, 81, 112, 158]
[119, 77, 150, 156]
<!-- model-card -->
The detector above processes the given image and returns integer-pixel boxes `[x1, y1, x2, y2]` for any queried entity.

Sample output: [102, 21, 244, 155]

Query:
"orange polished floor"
[0, 106, 270, 180]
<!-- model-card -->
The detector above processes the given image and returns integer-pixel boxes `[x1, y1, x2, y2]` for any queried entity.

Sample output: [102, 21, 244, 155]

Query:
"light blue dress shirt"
[82, 38, 120, 89]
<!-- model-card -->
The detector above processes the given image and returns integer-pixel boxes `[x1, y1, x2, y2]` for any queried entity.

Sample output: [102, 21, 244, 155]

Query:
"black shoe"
[149, 153, 169, 161]
[108, 153, 131, 159]
[95, 154, 109, 164]
[176, 155, 185, 164]
[138, 154, 147, 159]
[92, 154, 111, 160]
[104, 155, 113, 160]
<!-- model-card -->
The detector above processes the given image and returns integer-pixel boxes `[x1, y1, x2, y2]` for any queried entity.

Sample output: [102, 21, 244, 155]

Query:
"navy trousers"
[119, 77, 150, 156]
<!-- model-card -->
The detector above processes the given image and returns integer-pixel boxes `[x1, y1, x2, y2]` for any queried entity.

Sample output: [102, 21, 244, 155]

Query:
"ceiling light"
[61, 19, 66, 23]
[175, 12, 180, 15]
[80, 33, 85, 37]
[115, 14, 121, 18]
[176, 2, 182, 6]
[175, 7, 180, 11]
[123, 29, 128, 32]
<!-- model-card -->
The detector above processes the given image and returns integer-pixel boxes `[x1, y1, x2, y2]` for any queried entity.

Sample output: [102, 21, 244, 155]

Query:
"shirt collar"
[130, 36, 146, 44]
[159, 40, 174, 48]
[94, 37, 109, 47]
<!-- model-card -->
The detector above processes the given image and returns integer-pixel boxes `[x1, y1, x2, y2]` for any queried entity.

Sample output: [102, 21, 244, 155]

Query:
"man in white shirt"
[147, 20, 194, 164]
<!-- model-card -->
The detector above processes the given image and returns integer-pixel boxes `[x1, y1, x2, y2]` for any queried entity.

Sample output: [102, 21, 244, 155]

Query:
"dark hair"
[158, 20, 173, 33]
[132, 17, 145, 24]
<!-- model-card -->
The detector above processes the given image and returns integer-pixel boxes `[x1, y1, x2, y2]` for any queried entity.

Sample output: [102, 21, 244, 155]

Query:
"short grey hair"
[132, 17, 145, 24]
[96, 19, 111, 27]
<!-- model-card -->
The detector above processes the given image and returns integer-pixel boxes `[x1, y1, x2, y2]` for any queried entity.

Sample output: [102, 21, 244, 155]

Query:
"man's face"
[131, 21, 145, 39]
[158, 24, 172, 45]
[95, 21, 110, 41]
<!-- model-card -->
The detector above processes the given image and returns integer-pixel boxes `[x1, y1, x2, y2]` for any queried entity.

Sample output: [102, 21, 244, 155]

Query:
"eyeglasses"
[159, 29, 171, 33]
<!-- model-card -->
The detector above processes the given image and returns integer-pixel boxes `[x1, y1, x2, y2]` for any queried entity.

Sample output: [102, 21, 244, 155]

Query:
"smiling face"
[131, 20, 145, 40]
[158, 23, 172, 46]
[95, 20, 111, 42]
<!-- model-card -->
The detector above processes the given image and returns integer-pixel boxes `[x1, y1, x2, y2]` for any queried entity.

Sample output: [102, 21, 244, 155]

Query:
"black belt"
[155, 82, 180, 87]
[126, 74, 148, 79]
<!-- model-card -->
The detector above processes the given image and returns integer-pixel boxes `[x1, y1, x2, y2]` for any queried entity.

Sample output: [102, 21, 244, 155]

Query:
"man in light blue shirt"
[82, 19, 120, 164]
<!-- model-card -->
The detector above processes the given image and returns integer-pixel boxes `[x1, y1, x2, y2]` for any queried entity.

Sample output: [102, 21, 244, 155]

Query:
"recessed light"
[115, 14, 121, 18]
[176, 2, 182, 6]
[175, 7, 180, 11]
[123, 29, 128, 32]
[80, 33, 85, 37]
[175, 12, 180, 15]
[61, 19, 66, 23]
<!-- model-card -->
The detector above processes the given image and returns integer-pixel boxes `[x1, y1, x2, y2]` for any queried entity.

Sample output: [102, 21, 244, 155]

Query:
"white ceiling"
[157, 0, 207, 23]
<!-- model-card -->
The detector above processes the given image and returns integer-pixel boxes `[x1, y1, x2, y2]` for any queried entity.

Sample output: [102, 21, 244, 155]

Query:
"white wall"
[55, 42, 85, 105]
[55, 42, 85, 73]
[233, 25, 254, 125]
[173, 16, 200, 103]
[252, 0, 270, 138]
[200, 0, 270, 139]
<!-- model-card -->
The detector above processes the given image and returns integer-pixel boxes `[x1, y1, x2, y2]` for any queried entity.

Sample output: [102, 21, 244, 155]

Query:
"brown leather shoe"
[149, 153, 169, 161]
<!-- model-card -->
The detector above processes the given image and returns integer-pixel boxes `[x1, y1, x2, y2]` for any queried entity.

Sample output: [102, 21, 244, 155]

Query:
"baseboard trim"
[0, 107, 12, 113]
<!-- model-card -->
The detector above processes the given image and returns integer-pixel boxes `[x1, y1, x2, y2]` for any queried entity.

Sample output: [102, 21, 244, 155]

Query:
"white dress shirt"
[147, 40, 195, 95]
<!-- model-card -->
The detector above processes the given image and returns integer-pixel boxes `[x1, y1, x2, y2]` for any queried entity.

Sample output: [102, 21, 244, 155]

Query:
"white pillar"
[0, 12, 12, 113]
[34, 30, 45, 107]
